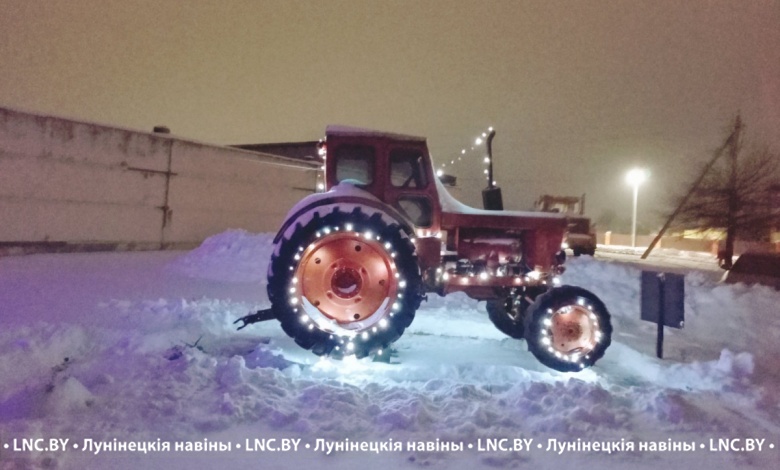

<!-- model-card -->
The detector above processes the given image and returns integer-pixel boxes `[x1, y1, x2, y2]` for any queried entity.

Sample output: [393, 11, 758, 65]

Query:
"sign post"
[640, 271, 685, 359]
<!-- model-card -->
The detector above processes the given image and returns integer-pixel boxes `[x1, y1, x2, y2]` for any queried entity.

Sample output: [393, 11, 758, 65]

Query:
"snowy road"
[1, 231, 779, 469]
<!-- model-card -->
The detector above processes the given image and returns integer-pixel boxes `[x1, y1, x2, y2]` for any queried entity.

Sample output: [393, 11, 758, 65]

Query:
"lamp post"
[626, 169, 648, 248]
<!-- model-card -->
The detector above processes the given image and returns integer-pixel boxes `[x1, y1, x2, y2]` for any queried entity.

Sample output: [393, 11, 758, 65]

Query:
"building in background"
[0, 106, 318, 255]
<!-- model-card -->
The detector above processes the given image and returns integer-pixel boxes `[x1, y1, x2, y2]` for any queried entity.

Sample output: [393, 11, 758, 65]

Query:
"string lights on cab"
[316, 139, 327, 192]
[285, 224, 407, 356]
[437, 126, 495, 185]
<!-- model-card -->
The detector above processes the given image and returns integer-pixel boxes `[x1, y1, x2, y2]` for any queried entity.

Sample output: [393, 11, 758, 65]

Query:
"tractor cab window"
[335, 145, 374, 186]
[390, 149, 428, 188]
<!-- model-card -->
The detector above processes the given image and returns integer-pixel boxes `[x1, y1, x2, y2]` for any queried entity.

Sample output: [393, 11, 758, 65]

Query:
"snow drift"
[0, 229, 778, 469]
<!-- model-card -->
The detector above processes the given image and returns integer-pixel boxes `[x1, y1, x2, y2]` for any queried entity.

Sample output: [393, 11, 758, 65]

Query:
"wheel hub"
[549, 305, 596, 354]
[331, 267, 362, 299]
[295, 232, 398, 326]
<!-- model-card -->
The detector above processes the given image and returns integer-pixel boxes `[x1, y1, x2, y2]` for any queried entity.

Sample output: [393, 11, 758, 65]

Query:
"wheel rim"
[292, 231, 399, 333]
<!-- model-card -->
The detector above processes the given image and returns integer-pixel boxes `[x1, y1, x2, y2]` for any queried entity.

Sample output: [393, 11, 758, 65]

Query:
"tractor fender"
[273, 182, 416, 251]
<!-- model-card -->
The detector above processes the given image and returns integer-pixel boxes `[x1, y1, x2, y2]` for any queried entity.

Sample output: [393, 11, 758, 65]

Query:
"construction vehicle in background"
[536, 194, 597, 257]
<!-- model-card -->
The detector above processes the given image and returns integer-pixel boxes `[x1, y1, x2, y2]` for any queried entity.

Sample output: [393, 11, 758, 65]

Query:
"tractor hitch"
[234, 308, 275, 331]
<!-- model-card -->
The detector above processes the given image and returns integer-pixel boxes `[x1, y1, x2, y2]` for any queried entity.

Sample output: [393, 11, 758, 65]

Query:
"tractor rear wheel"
[524, 286, 612, 372]
[268, 206, 421, 359]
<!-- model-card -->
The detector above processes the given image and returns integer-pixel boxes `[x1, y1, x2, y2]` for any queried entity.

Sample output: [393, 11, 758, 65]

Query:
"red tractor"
[248, 126, 612, 372]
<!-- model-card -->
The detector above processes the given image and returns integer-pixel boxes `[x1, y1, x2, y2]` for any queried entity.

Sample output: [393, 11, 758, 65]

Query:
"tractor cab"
[323, 126, 443, 235]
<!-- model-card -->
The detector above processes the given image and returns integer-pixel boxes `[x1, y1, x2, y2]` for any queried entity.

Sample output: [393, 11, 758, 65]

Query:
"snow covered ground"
[594, 244, 725, 274]
[1, 229, 779, 469]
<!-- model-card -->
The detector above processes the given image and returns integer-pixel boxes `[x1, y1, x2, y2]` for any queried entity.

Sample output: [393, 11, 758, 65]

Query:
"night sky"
[2, 0, 778, 230]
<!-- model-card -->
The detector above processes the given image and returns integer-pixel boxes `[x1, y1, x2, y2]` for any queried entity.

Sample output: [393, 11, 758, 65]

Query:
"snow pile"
[564, 256, 780, 385]
[168, 229, 274, 282]
[1, 231, 779, 469]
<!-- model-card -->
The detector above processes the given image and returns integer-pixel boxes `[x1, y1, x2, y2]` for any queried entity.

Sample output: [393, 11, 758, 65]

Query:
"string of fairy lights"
[436, 126, 496, 186]
[316, 140, 326, 191]
[314, 127, 497, 191]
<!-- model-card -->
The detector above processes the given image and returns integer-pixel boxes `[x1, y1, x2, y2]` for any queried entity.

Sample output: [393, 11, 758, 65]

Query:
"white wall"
[0, 106, 318, 251]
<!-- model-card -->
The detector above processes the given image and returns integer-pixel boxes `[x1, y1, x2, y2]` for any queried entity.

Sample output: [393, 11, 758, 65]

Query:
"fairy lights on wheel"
[537, 300, 603, 368]
[285, 224, 407, 355]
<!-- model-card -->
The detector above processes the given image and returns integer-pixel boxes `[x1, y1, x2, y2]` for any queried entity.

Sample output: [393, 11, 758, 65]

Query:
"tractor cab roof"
[326, 125, 426, 143]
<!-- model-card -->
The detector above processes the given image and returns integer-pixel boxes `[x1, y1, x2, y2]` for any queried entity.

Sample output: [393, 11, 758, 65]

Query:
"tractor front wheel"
[524, 286, 612, 372]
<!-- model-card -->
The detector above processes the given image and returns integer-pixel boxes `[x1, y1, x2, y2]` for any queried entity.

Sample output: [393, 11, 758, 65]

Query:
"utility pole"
[641, 116, 741, 259]
[631, 181, 640, 247]
[723, 115, 742, 269]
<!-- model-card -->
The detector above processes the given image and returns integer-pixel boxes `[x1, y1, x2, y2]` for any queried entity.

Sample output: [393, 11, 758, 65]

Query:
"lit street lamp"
[626, 168, 648, 248]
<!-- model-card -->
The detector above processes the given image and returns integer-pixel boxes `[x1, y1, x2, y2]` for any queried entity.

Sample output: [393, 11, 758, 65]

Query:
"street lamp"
[626, 168, 648, 248]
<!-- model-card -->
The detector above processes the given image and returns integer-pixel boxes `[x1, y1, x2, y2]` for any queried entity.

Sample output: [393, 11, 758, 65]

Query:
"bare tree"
[670, 117, 779, 267]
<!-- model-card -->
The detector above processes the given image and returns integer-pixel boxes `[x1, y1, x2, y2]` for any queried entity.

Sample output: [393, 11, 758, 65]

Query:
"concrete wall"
[0, 106, 318, 252]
